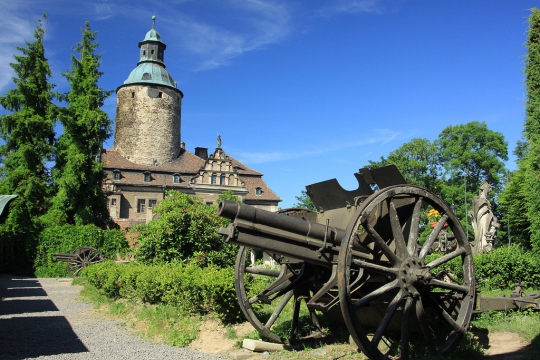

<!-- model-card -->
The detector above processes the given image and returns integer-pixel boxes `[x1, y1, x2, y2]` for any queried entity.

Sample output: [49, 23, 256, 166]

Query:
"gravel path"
[0, 274, 229, 360]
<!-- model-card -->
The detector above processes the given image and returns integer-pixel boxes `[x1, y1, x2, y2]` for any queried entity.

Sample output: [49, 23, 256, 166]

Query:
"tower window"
[142, 73, 152, 80]
[131, 92, 135, 98]
[158, 92, 162, 98]
[143, 50, 146, 56]
[151, 49, 155, 55]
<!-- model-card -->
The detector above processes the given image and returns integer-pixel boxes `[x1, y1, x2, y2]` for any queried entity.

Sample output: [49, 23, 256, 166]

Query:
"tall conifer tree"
[0, 14, 57, 271]
[49, 21, 112, 227]
[524, 8, 540, 252]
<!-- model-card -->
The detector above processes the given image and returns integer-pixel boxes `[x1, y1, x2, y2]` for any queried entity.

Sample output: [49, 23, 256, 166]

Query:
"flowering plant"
[427, 209, 441, 222]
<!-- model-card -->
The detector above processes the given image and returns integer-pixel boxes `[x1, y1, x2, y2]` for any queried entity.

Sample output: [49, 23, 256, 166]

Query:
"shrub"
[81, 260, 242, 323]
[133, 191, 235, 267]
[473, 245, 540, 289]
[34, 224, 128, 277]
[426, 245, 540, 290]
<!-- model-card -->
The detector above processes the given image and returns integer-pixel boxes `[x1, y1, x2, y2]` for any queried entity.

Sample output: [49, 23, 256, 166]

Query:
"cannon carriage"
[218, 165, 475, 359]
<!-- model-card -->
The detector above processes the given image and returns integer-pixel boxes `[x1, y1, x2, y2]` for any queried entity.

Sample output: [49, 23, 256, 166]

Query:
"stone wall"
[114, 84, 182, 166]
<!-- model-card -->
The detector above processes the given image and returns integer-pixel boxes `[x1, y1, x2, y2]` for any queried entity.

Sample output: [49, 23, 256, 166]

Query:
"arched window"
[211, 174, 217, 184]
[113, 170, 121, 181]
[255, 187, 262, 196]
[173, 174, 180, 184]
[220, 175, 226, 185]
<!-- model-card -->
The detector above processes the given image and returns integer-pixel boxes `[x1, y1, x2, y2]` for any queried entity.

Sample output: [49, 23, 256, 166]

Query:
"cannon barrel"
[218, 200, 345, 242]
[217, 200, 351, 266]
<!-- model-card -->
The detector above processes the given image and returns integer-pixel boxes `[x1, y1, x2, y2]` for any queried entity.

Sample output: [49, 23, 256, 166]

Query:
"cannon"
[218, 165, 475, 359]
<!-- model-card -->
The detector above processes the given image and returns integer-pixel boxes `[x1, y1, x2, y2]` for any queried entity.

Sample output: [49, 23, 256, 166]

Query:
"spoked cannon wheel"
[66, 246, 105, 277]
[338, 185, 475, 360]
[235, 246, 325, 344]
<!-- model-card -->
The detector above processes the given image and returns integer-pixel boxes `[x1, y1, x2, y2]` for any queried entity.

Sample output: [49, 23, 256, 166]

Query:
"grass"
[75, 276, 540, 359]
[472, 308, 540, 341]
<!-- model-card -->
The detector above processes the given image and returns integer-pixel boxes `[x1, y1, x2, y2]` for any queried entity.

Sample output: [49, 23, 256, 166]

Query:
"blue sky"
[0, 0, 536, 208]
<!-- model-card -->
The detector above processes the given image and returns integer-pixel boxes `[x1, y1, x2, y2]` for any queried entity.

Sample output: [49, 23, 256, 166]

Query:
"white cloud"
[235, 129, 400, 164]
[0, 5, 35, 92]
[93, 3, 117, 21]
[158, 0, 292, 70]
[315, 0, 380, 18]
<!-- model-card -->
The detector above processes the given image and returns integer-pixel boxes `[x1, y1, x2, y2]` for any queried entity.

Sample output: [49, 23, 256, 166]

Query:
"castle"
[101, 17, 281, 228]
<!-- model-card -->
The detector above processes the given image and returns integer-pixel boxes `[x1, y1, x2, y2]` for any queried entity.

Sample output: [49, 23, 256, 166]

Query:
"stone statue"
[469, 182, 499, 254]
[217, 134, 222, 148]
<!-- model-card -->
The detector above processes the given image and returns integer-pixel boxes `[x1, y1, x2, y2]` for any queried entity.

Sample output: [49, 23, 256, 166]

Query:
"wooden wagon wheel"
[338, 185, 475, 360]
[66, 246, 104, 278]
[235, 246, 325, 344]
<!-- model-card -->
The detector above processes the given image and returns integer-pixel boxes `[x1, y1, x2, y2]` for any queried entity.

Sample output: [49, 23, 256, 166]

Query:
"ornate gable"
[189, 148, 246, 189]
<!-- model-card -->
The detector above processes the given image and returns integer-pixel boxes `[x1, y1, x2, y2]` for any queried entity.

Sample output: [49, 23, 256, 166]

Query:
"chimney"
[194, 147, 208, 160]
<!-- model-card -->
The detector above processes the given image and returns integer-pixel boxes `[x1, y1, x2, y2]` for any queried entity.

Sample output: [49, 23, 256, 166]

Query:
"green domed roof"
[124, 62, 177, 88]
[121, 16, 179, 91]
[143, 28, 162, 42]
[141, 16, 164, 45]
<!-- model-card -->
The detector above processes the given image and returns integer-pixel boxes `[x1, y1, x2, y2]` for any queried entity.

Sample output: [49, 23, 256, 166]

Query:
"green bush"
[426, 245, 540, 290]
[34, 224, 128, 277]
[81, 260, 242, 323]
[474, 245, 540, 289]
[133, 191, 235, 267]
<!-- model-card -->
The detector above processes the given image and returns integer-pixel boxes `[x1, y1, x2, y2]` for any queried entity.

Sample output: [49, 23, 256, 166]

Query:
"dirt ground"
[476, 331, 532, 359]
[190, 319, 533, 359]
[188, 319, 255, 353]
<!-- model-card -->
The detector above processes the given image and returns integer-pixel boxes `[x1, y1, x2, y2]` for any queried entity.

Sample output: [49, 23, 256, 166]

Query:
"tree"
[367, 138, 442, 193]
[135, 191, 234, 266]
[293, 189, 316, 211]
[499, 167, 530, 248]
[0, 14, 58, 272]
[217, 189, 242, 203]
[46, 21, 112, 227]
[524, 8, 540, 252]
[435, 121, 508, 233]
[364, 122, 508, 240]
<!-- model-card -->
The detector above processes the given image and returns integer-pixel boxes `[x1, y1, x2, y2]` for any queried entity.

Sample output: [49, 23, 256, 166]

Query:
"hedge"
[34, 224, 128, 277]
[426, 244, 540, 290]
[81, 260, 241, 323]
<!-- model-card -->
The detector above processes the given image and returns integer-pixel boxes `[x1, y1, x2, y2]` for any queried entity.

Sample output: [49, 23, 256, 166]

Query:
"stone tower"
[114, 16, 184, 166]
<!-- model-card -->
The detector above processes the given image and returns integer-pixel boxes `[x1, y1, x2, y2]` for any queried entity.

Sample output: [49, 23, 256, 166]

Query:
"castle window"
[111, 199, 117, 206]
[158, 92, 162, 98]
[113, 170, 120, 181]
[137, 199, 146, 213]
[143, 50, 146, 56]
[142, 73, 152, 80]
[151, 49, 155, 55]
[143, 172, 151, 182]
[211, 174, 217, 184]
[220, 175, 226, 185]
[173, 174, 180, 184]
[255, 187, 262, 196]
[131, 92, 135, 98]
[148, 199, 157, 208]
